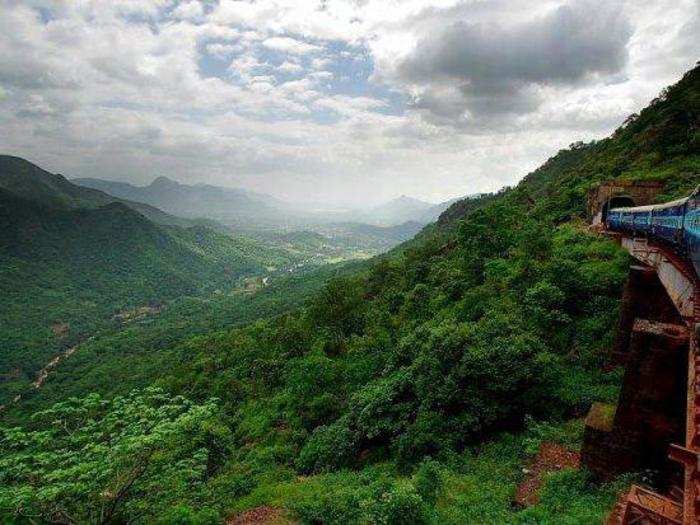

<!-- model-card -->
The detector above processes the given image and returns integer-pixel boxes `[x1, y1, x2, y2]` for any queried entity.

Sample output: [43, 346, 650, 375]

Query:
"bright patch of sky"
[0, 0, 698, 205]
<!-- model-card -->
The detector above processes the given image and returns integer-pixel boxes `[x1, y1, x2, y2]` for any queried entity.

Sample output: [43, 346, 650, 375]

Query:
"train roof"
[651, 196, 689, 210]
[609, 204, 657, 212]
[610, 196, 689, 213]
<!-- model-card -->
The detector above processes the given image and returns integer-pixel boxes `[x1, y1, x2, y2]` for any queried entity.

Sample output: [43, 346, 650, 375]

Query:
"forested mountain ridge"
[1, 66, 698, 523]
[433, 64, 699, 233]
[0, 170, 299, 408]
[154, 64, 695, 521]
[519, 64, 699, 215]
[0, 155, 211, 228]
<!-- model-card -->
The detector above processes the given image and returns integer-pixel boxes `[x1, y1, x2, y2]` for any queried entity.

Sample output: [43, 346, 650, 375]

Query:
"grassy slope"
[0, 259, 363, 423]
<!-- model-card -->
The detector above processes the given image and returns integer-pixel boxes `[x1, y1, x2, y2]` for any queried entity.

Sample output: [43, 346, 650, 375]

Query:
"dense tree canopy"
[0, 64, 697, 524]
[0, 388, 228, 524]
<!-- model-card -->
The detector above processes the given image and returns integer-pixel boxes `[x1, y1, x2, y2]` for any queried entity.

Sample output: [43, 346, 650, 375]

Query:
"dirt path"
[227, 506, 295, 525]
[32, 344, 79, 389]
[515, 442, 581, 507]
[0, 341, 85, 412]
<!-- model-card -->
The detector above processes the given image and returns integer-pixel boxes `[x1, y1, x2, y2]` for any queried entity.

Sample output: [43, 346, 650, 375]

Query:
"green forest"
[1, 62, 699, 524]
[0, 183, 309, 406]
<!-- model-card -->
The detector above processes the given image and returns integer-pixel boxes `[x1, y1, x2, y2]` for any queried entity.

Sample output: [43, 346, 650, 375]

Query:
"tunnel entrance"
[587, 181, 663, 226]
[602, 195, 636, 222]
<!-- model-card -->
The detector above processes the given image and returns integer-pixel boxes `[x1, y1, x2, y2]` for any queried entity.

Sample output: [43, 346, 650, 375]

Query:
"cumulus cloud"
[311, 57, 333, 70]
[262, 36, 320, 55]
[314, 95, 387, 117]
[309, 71, 333, 81]
[0, 0, 697, 205]
[206, 42, 240, 58]
[278, 60, 304, 73]
[172, 0, 204, 20]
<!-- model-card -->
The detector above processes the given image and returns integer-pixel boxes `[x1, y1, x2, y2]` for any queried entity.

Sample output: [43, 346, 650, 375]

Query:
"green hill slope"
[142, 64, 695, 521]
[0, 155, 207, 227]
[0, 176, 295, 405]
[0, 66, 698, 523]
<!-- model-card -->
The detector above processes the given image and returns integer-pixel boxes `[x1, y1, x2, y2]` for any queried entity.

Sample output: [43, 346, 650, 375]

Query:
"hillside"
[0, 155, 210, 227]
[1, 66, 698, 523]
[0, 173, 297, 406]
[149, 65, 693, 522]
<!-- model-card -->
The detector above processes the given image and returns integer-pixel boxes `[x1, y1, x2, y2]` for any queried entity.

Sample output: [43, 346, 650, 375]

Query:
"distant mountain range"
[0, 156, 295, 308]
[72, 175, 296, 228]
[0, 156, 210, 228]
[0, 155, 298, 403]
[73, 175, 464, 228]
[352, 195, 463, 226]
[0, 154, 442, 405]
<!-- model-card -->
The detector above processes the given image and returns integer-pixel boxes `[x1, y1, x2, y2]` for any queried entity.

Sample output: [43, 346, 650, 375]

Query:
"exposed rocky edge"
[113, 304, 163, 324]
[515, 442, 581, 507]
[32, 345, 79, 390]
[0, 343, 81, 412]
[227, 506, 294, 525]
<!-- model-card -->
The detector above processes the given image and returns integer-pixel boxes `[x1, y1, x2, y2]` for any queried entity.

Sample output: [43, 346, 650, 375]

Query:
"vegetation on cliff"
[0, 65, 698, 523]
[0, 180, 298, 405]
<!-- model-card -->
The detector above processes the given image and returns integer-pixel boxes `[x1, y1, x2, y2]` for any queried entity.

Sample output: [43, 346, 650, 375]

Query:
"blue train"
[606, 186, 700, 277]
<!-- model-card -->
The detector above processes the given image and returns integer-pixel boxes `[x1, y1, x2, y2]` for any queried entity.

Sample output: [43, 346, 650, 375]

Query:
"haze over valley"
[73, 173, 460, 229]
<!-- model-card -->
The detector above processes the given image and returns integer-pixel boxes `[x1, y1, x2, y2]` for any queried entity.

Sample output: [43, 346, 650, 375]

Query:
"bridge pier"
[582, 319, 688, 485]
[581, 234, 699, 524]
[612, 265, 681, 365]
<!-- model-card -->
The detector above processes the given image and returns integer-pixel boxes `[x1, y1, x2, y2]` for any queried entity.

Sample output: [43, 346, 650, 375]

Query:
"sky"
[0, 0, 698, 206]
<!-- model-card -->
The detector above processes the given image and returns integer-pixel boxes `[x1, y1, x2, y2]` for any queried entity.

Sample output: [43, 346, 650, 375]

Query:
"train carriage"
[618, 209, 637, 233]
[607, 186, 700, 279]
[607, 209, 623, 230]
[631, 206, 653, 236]
[611, 205, 654, 236]
[685, 187, 700, 277]
[651, 197, 688, 247]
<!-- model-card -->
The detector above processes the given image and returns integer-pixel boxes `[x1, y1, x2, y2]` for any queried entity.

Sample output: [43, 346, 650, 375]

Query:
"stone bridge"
[582, 184, 699, 524]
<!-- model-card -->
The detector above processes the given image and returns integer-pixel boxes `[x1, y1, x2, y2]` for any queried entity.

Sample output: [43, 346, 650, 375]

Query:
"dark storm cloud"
[398, 0, 633, 121]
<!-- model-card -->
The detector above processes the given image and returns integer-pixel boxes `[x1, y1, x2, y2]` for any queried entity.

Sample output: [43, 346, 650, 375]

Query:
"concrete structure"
[582, 319, 688, 487]
[588, 180, 665, 226]
[611, 265, 681, 364]
[581, 229, 700, 524]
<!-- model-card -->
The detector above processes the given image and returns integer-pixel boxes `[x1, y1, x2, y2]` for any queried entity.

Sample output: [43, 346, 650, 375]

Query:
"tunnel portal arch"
[588, 181, 663, 226]
[602, 195, 636, 222]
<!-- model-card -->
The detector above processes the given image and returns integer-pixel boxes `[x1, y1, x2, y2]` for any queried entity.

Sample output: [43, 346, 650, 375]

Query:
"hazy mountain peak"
[0, 156, 195, 227]
[392, 195, 431, 206]
[150, 176, 179, 188]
